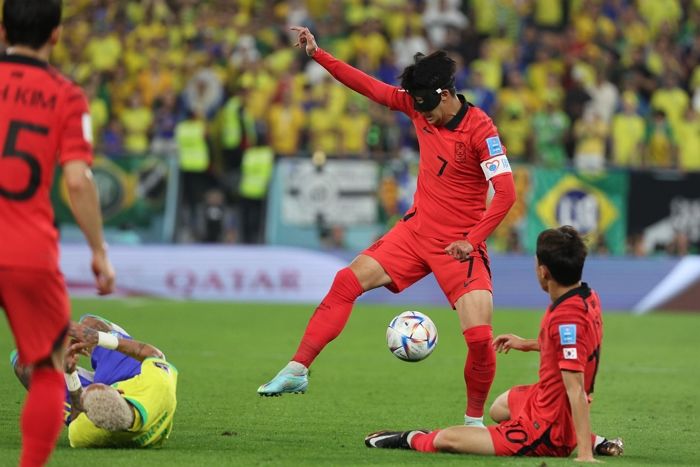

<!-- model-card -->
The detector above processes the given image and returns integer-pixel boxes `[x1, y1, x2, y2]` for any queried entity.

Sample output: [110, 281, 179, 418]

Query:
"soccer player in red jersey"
[365, 226, 624, 461]
[259, 27, 516, 426]
[0, 1, 115, 465]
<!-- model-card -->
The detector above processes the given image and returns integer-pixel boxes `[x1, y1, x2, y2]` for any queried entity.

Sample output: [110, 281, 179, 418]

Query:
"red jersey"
[0, 54, 93, 270]
[313, 49, 515, 246]
[522, 283, 603, 447]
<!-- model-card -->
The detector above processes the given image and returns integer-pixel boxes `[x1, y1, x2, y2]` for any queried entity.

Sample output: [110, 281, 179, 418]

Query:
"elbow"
[64, 170, 92, 194]
[147, 346, 165, 359]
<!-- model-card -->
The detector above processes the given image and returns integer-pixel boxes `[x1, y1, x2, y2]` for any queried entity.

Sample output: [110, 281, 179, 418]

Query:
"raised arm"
[291, 26, 413, 114]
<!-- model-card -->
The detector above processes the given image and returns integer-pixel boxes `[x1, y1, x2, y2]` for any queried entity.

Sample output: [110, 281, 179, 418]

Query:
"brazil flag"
[525, 168, 629, 255]
[52, 155, 169, 228]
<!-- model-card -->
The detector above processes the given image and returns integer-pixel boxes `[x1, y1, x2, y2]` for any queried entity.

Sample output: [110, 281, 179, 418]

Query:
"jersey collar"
[444, 94, 471, 131]
[549, 282, 591, 312]
[0, 53, 49, 69]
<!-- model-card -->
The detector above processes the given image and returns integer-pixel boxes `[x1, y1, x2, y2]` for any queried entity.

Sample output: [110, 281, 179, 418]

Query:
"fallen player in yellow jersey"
[63, 316, 178, 448]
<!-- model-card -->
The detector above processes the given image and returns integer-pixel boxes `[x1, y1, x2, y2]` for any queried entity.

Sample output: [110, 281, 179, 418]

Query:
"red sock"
[20, 367, 65, 467]
[411, 431, 439, 452]
[292, 268, 363, 367]
[463, 324, 496, 418]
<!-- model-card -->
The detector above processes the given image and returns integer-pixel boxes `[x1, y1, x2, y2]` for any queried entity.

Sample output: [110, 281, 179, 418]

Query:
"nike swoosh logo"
[464, 279, 477, 288]
[422, 126, 434, 134]
[369, 434, 396, 447]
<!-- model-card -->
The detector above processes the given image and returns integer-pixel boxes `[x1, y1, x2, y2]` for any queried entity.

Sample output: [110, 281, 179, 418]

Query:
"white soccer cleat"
[257, 362, 309, 396]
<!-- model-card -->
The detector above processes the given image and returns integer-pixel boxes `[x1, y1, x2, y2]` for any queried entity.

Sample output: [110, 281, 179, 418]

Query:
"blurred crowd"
[1, 0, 698, 251]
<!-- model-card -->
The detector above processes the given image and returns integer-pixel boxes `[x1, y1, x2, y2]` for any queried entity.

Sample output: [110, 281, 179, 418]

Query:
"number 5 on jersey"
[1, 120, 49, 200]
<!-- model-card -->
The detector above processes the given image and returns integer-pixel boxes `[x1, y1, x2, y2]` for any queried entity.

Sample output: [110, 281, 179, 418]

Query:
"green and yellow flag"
[525, 168, 629, 254]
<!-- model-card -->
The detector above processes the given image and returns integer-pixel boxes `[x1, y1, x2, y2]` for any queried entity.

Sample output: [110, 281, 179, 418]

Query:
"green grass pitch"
[0, 299, 698, 466]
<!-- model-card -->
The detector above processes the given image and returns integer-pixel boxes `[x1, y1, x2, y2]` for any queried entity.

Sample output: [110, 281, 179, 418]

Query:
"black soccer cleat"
[364, 430, 428, 449]
[595, 437, 624, 456]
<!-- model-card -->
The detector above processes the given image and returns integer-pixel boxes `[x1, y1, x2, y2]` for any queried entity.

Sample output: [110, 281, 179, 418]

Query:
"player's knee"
[489, 392, 510, 422]
[433, 429, 461, 452]
[489, 402, 507, 423]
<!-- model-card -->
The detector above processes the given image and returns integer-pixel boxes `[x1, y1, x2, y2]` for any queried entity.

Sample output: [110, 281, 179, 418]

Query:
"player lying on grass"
[365, 226, 623, 462]
[12, 315, 178, 448]
[260, 25, 516, 428]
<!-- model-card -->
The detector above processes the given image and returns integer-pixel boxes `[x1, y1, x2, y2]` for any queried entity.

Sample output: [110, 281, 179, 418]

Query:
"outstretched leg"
[258, 255, 391, 396]
[366, 426, 495, 455]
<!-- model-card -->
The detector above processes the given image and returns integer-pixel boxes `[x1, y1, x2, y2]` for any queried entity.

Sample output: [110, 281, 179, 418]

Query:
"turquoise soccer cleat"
[257, 363, 309, 396]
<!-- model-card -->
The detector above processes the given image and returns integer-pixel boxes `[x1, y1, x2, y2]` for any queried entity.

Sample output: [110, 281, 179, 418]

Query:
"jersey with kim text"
[0, 54, 93, 270]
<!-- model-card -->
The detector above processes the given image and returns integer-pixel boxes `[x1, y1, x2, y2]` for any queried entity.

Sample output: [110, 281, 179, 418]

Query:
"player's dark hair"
[536, 226, 587, 286]
[399, 51, 457, 95]
[2, 0, 62, 50]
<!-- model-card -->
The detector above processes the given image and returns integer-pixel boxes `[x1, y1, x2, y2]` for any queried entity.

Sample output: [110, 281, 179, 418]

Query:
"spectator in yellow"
[651, 74, 689, 128]
[497, 102, 531, 162]
[637, 0, 682, 37]
[645, 110, 677, 169]
[84, 26, 122, 73]
[533, 0, 564, 30]
[611, 93, 645, 168]
[495, 71, 538, 163]
[675, 108, 700, 172]
[267, 88, 306, 157]
[619, 6, 649, 49]
[573, 108, 608, 172]
[308, 91, 340, 155]
[527, 49, 565, 98]
[119, 93, 154, 155]
[137, 60, 175, 108]
[108, 65, 138, 117]
[383, 2, 423, 41]
[349, 19, 389, 72]
[497, 70, 539, 120]
[470, 42, 502, 92]
[339, 101, 371, 156]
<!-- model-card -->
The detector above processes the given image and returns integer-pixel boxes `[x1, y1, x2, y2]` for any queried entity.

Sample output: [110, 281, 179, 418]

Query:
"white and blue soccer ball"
[386, 311, 438, 362]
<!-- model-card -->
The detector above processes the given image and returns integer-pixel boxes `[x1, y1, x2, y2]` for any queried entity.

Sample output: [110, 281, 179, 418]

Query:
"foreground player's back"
[0, 54, 92, 270]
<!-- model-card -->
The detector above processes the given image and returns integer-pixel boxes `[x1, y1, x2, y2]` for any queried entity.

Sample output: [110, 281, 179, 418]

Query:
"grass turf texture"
[0, 299, 698, 466]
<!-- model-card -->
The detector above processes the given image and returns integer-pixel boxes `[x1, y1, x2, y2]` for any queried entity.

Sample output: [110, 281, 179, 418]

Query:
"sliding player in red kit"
[365, 227, 624, 462]
[259, 26, 516, 427]
[0, 1, 115, 465]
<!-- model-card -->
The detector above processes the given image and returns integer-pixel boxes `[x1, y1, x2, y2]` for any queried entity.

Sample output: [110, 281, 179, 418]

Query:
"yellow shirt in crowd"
[611, 113, 645, 167]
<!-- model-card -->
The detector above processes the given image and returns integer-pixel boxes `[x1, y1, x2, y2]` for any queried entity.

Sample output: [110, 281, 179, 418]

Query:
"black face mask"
[409, 78, 455, 112]
[410, 87, 444, 112]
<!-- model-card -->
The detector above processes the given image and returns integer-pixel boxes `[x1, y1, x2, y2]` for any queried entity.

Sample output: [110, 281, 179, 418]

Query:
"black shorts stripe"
[477, 247, 491, 279]
[515, 426, 555, 456]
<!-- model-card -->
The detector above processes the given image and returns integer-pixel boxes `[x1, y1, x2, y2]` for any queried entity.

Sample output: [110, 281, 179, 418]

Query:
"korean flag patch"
[485, 136, 504, 157]
[563, 348, 578, 360]
[559, 324, 577, 345]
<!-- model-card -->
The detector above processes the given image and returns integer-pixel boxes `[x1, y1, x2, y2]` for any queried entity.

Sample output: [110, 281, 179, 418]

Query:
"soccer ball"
[386, 311, 438, 362]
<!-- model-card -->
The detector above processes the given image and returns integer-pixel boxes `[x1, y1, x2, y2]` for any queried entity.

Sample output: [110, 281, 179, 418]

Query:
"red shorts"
[362, 220, 492, 307]
[487, 384, 574, 457]
[0, 268, 70, 364]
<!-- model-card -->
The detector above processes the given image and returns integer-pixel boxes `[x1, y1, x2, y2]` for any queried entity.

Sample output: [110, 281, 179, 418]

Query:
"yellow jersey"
[69, 358, 178, 448]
